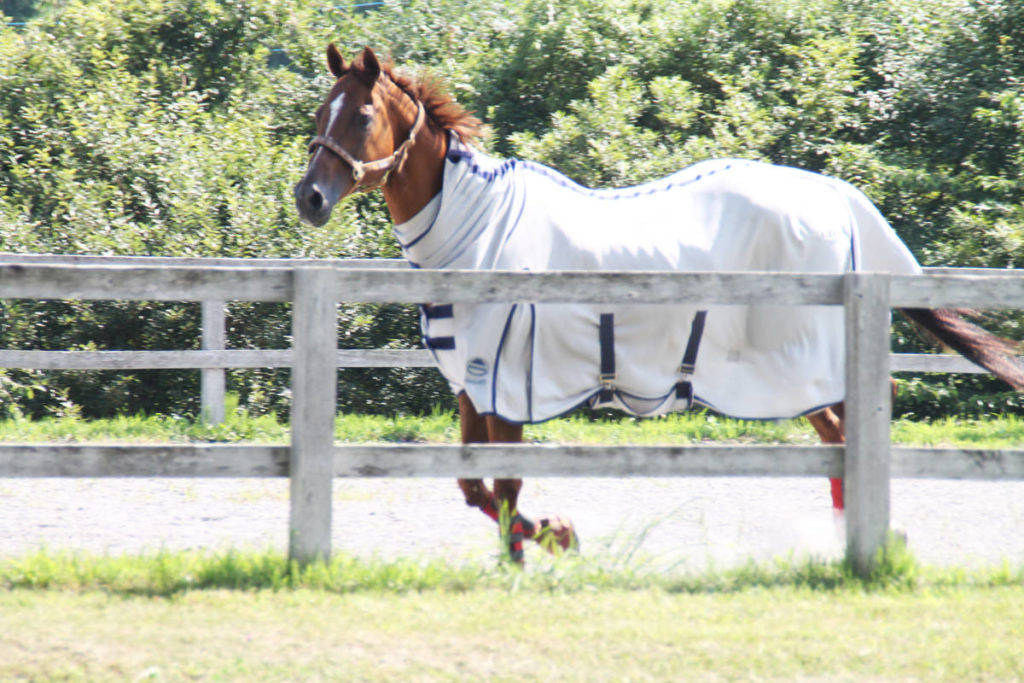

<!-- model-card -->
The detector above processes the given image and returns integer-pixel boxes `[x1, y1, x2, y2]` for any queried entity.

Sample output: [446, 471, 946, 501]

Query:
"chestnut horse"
[294, 45, 1024, 561]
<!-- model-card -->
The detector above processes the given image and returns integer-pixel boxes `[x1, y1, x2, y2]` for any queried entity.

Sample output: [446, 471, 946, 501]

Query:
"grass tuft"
[5, 406, 1024, 447]
[2, 545, 1021, 597]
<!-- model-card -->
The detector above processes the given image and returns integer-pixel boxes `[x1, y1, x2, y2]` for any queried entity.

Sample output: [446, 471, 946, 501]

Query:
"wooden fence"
[3, 254, 1024, 576]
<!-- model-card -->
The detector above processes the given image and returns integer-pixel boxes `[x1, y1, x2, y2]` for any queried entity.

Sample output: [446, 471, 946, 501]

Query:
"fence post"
[843, 272, 892, 577]
[200, 300, 226, 425]
[289, 267, 337, 564]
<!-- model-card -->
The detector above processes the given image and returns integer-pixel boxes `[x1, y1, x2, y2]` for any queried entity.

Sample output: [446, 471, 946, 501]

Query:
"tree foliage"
[2, 0, 1024, 419]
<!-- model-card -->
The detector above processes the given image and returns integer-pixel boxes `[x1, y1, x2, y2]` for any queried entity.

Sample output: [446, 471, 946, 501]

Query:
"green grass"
[3, 583, 1023, 682]
[9, 585, 1024, 681]
[4, 405, 1024, 447]
[1, 548, 1022, 681]
[2, 539, 1022, 597]
[2, 405, 1023, 679]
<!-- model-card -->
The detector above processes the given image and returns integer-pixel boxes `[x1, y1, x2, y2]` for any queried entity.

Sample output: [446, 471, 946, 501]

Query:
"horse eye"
[358, 105, 375, 128]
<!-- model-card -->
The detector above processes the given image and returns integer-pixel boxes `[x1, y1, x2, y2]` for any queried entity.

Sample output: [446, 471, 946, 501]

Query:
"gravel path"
[3, 477, 1024, 570]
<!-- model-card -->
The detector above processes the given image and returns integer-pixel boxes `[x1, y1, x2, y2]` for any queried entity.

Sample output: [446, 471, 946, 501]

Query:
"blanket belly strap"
[675, 310, 708, 402]
[598, 313, 615, 402]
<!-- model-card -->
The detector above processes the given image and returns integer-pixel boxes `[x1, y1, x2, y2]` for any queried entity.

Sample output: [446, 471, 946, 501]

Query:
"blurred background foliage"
[2, 0, 1024, 420]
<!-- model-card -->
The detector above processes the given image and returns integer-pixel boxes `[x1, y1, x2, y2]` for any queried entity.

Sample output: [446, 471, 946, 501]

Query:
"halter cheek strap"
[307, 99, 426, 191]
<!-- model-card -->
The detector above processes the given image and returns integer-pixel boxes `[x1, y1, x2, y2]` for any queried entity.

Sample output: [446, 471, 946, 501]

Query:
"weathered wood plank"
[331, 268, 846, 305]
[889, 353, 1015, 374]
[289, 268, 337, 564]
[332, 349, 435, 367]
[201, 300, 226, 425]
[0, 349, 291, 369]
[0, 443, 843, 478]
[0, 347, 1008, 375]
[923, 267, 1024, 277]
[0, 348, 436, 369]
[892, 447, 1024, 479]
[3, 254, 1014, 280]
[1, 264, 846, 305]
[0, 264, 293, 301]
[844, 272, 893, 577]
[333, 444, 843, 478]
[7, 263, 1024, 309]
[891, 273, 1024, 309]
[3, 443, 1024, 480]
[0, 253, 408, 269]
[0, 444, 289, 477]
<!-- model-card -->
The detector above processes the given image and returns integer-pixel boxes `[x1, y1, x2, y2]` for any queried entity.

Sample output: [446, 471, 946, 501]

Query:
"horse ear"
[352, 46, 381, 86]
[326, 42, 347, 78]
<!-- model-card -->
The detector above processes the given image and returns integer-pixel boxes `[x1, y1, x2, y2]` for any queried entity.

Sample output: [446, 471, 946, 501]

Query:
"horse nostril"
[308, 188, 325, 212]
[295, 179, 335, 225]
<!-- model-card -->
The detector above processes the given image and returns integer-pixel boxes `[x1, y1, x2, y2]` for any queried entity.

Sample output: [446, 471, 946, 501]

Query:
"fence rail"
[3, 443, 1023, 479]
[3, 254, 1024, 575]
[1, 255, 1021, 421]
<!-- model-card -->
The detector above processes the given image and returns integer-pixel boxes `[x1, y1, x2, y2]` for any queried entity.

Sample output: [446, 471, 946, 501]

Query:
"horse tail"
[899, 308, 1024, 390]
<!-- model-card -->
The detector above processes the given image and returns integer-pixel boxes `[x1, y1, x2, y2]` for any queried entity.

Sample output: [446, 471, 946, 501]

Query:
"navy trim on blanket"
[449, 144, 745, 205]
[527, 304, 536, 423]
[500, 191, 530, 252]
[425, 336, 455, 351]
[608, 385, 680, 415]
[516, 158, 739, 203]
[447, 147, 520, 183]
[397, 222, 435, 250]
[690, 394, 841, 422]
[491, 304, 520, 414]
[472, 389, 838, 426]
[422, 303, 454, 319]
[394, 202, 440, 251]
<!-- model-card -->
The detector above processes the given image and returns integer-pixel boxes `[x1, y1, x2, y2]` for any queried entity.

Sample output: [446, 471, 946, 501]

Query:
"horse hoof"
[534, 516, 578, 554]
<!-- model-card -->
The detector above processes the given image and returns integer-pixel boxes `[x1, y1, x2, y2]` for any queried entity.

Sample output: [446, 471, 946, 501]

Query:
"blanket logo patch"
[466, 358, 489, 384]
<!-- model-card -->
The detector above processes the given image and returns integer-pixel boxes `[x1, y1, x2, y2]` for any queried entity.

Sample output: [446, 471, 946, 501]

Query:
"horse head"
[294, 45, 424, 227]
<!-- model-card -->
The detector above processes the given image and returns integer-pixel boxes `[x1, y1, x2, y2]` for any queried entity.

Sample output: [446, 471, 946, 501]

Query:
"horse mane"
[384, 63, 482, 145]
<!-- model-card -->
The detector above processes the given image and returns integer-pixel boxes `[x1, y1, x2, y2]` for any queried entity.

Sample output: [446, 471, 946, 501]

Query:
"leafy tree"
[3, 0, 1024, 419]
[1, 0, 45, 23]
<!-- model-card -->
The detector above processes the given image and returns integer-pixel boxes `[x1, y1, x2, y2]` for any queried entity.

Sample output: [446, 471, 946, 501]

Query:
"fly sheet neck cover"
[394, 137, 920, 423]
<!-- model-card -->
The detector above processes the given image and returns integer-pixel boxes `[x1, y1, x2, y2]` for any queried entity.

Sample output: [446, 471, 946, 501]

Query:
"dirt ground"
[3, 476, 1024, 570]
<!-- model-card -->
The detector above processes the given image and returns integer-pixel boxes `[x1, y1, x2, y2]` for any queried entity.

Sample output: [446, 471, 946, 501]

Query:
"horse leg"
[455, 394, 527, 560]
[807, 379, 898, 513]
[807, 405, 845, 512]
[457, 393, 500, 523]
[485, 414, 578, 557]
[455, 393, 576, 561]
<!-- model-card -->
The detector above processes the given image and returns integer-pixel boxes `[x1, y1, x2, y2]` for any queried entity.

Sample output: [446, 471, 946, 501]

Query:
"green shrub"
[3, 0, 1024, 418]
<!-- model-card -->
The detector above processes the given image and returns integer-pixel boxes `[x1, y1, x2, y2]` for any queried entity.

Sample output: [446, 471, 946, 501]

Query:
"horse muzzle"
[294, 175, 346, 228]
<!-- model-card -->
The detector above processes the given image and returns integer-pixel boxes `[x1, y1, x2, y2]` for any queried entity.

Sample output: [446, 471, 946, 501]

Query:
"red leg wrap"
[509, 517, 525, 563]
[480, 494, 499, 523]
[830, 477, 845, 511]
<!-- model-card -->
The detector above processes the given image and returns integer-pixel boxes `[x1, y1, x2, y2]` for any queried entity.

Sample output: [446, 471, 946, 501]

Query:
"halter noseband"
[307, 95, 426, 191]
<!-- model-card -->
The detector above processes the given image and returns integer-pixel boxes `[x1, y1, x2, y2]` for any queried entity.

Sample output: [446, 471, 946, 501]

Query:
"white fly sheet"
[394, 136, 920, 423]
